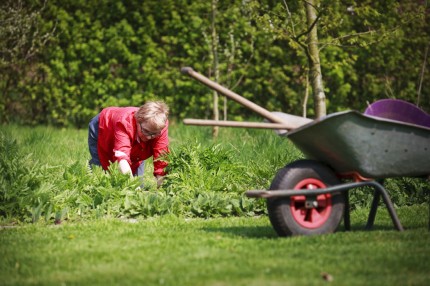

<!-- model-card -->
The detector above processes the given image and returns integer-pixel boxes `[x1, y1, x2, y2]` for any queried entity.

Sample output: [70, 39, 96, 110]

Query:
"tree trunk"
[211, 0, 219, 138]
[305, 0, 326, 118]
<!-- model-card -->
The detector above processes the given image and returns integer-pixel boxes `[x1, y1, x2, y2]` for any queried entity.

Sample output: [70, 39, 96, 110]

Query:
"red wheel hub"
[290, 178, 332, 228]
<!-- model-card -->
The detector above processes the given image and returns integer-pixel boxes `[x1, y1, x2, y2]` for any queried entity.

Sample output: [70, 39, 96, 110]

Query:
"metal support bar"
[369, 181, 404, 231]
[344, 191, 351, 231]
[366, 179, 385, 230]
[246, 180, 404, 231]
[366, 190, 381, 230]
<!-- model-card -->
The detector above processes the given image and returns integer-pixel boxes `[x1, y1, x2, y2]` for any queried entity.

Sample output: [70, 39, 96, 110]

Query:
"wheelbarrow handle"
[183, 118, 291, 129]
[181, 67, 311, 130]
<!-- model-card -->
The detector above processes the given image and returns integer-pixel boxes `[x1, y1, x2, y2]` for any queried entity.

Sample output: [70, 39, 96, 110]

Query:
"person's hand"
[118, 159, 133, 178]
[156, 175, 164, 188]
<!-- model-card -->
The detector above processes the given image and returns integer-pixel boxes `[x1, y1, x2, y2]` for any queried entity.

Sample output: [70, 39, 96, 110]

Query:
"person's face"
[137, 122, 161, 141]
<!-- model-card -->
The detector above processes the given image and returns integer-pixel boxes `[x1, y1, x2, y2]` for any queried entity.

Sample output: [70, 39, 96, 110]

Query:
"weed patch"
[1, 125, 429, 225]
[0, 131, 49, 222]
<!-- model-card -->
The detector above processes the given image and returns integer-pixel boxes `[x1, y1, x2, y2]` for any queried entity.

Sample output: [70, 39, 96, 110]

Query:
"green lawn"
[1, 205, 429, 286]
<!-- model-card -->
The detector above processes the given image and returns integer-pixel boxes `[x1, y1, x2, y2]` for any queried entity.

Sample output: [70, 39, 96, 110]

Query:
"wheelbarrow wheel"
[267, 159, 345, 236]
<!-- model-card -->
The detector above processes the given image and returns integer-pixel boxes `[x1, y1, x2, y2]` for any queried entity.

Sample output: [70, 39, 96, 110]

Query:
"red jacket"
[97, 107, 169, 176]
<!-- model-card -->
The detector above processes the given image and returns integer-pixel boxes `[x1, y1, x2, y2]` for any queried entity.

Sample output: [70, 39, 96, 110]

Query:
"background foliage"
[1, 0, 429, 127]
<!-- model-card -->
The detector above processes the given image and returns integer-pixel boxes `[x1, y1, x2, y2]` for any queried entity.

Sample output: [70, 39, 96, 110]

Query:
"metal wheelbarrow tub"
[286, 110, 430, 179]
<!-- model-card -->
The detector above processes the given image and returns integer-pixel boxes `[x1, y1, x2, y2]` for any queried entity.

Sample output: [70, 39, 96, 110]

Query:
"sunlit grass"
[3, 125, 88, 167]
[1, 206, 429, 286]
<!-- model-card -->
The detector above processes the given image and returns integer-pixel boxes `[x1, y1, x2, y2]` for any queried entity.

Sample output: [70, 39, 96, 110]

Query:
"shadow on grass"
[339, 220, 428, 232]
[340, 224, 399, 232]
[202, 225, 278, 239]
[203, 222, 428, 241]
[202, 209, 428, 239]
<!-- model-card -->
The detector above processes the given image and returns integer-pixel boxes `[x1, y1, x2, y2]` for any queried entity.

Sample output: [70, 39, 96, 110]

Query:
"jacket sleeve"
[112, 120, 134, 166]
[152, 124, 169, 176]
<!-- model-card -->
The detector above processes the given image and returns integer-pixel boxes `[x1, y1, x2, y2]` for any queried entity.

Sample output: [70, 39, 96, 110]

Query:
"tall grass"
[0, 123, 300, 223]
[0, 123, 428, 225]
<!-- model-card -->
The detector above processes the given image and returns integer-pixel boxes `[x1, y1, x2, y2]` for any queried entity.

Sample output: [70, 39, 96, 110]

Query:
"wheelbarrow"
[181, 67, 430, 236]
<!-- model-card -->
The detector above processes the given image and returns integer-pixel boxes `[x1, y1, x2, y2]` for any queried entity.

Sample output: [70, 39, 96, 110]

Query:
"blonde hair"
[135, 101, 169, 131]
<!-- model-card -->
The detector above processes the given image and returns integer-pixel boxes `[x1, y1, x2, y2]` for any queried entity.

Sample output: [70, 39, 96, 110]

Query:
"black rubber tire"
[267, 159, 345, 237]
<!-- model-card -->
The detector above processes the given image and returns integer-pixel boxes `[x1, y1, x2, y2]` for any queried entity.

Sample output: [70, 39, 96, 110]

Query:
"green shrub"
[0, 131, 47, 221]
[346, 178, 429, 210]
[1, 125, 428, 224]
[384, 177, 430, 207]
[163, 141, 266, 217]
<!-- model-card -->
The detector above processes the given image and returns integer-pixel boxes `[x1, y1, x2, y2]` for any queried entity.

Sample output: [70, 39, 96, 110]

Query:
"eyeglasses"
[139, 123, 160, 138]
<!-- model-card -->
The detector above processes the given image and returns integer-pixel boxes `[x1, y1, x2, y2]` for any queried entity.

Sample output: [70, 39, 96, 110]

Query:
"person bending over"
[88, 101, 169, 188]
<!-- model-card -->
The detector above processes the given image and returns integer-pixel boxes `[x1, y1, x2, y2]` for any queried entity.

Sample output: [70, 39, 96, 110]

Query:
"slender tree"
[211, 0, 220, 138]
[305, 0, 326, 118]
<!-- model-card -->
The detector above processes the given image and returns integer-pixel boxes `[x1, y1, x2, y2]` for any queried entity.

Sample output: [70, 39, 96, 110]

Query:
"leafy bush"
[2, 1, 429, 127]
[0, 130, 142, 222]
[1, 125, 428, 224]
[0, 131, 267, 223]
[163, 141, 266, 217]
[384, 177, 430, 207]
[0, 131, 48, 221]
[346, 178, 429, 210]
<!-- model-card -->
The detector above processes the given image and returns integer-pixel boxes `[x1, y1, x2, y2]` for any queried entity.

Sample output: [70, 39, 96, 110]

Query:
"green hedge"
[1, 0, 429, 127]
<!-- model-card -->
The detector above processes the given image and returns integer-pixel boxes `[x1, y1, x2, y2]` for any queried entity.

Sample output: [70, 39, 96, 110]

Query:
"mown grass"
[1, 123, 430, 285]
[1, 205, 429, 286]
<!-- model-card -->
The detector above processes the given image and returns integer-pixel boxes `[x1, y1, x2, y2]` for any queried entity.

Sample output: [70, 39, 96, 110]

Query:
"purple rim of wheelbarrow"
[364, 99, 430, 128]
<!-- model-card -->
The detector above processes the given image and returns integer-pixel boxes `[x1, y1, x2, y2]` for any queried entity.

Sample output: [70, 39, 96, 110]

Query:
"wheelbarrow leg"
[366, 190, 380, 230]
[426, 183, 430, 231]
[366, 181, 404, 231]
[343, 190, 351, 231]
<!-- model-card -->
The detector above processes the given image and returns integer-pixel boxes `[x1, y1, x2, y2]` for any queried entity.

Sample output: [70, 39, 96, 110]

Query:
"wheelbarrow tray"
[287, 110, 430, 179]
